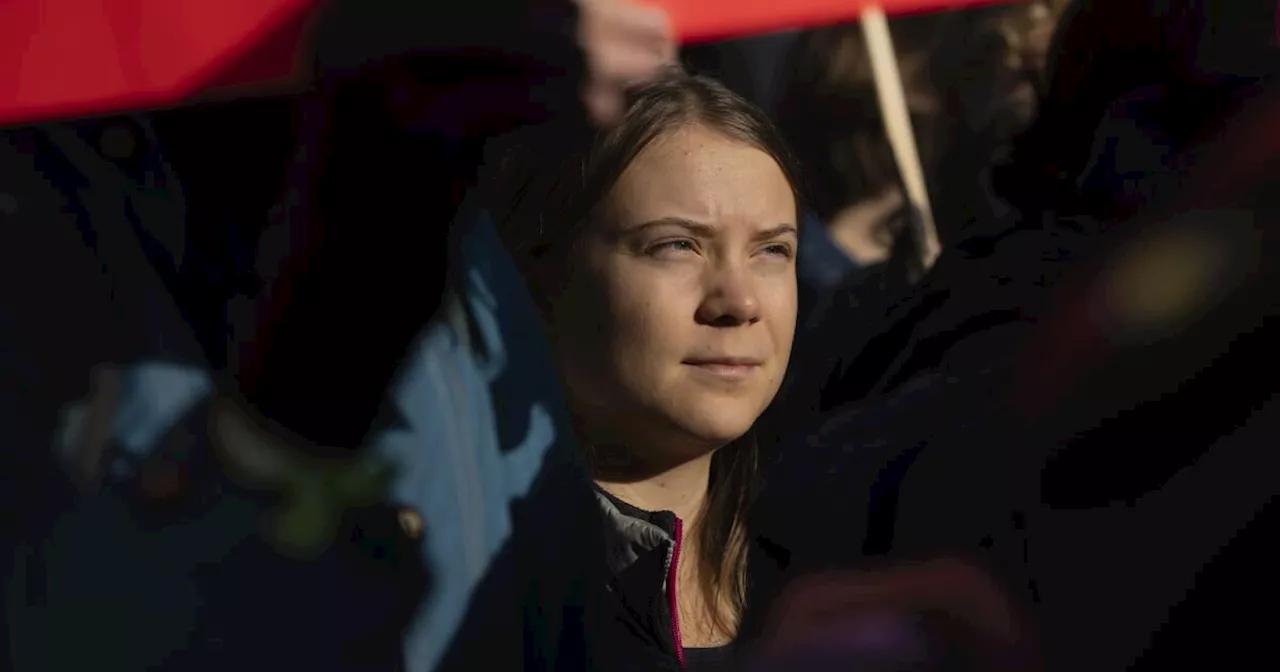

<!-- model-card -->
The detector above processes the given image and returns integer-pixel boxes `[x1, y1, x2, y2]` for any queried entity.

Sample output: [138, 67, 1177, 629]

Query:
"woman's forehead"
[605, 126, 797, 226]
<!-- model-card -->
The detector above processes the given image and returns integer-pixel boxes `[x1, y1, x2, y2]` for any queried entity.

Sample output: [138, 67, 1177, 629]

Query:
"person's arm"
[239, 0, 672, 449]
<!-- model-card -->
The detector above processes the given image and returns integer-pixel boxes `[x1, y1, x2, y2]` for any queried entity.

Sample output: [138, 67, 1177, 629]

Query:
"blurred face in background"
[548, 123, 798, 469]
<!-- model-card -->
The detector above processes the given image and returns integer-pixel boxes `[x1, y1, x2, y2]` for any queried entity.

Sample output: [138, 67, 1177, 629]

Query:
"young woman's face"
[549, 123, 798, 466]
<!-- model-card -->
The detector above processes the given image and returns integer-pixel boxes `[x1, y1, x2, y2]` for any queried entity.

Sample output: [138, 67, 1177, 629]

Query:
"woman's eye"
[760, 243, 794, 259]
[648, 239, 698, 257]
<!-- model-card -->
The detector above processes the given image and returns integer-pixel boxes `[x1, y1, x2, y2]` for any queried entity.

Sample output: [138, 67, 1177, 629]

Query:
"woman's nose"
[694, 266, 761, 327]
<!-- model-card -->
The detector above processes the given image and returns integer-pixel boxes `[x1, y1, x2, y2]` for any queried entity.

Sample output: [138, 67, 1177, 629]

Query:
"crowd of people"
[2, 0, 1278, 671]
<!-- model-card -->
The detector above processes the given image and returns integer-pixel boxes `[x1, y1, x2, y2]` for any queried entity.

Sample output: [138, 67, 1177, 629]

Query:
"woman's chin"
[675, 417, 756, 451]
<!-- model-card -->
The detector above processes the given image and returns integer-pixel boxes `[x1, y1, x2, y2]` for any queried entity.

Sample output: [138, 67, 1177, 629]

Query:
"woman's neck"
[594, 450, 713, 526]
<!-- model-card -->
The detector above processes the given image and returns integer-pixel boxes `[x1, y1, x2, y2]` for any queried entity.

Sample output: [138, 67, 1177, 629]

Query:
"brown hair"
[488, 67, 802, 638]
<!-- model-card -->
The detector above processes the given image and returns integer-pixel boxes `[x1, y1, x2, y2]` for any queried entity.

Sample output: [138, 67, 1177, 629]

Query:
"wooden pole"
[861, 5, 942, 273]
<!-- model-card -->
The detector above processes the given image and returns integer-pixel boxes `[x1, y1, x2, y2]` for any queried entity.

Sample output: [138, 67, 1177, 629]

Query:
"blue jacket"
[2, 119, 601, 672]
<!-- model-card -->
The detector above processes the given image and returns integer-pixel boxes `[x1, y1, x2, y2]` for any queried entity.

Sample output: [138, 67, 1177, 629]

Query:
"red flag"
[0, 0, 319, 126]
[0, 0, 1023, 125]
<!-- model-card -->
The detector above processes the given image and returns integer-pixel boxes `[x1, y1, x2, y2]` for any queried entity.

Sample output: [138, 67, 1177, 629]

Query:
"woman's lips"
[683, 358, 762, 380]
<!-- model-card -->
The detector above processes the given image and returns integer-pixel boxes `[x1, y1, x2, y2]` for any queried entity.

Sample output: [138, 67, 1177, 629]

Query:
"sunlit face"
[547, 123, 798, 468]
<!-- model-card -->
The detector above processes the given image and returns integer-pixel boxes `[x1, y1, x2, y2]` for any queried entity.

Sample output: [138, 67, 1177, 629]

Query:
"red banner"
[0, 0, 1023, 126]
[656, 0, 1023, 43]
[0, 0, 318, 126]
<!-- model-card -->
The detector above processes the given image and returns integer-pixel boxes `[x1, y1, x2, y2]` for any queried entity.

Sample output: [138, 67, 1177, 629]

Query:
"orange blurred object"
[756, 558, 1041, 672]
[0, 0, 1022, 125]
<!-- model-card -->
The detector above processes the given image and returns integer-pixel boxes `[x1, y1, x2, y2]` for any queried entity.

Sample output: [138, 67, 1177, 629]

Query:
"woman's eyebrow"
[625, 219, 798, 241]
[754, 225, 799, 242]
[628, 217, 718, 237]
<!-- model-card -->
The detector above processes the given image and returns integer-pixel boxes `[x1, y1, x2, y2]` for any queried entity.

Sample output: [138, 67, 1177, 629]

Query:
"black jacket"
[593, 491, 689, 672]
[741, 76, 1280, 671]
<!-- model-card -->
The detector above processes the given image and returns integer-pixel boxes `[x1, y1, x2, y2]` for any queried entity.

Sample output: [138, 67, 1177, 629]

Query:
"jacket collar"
[595, 488, 677, 578]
